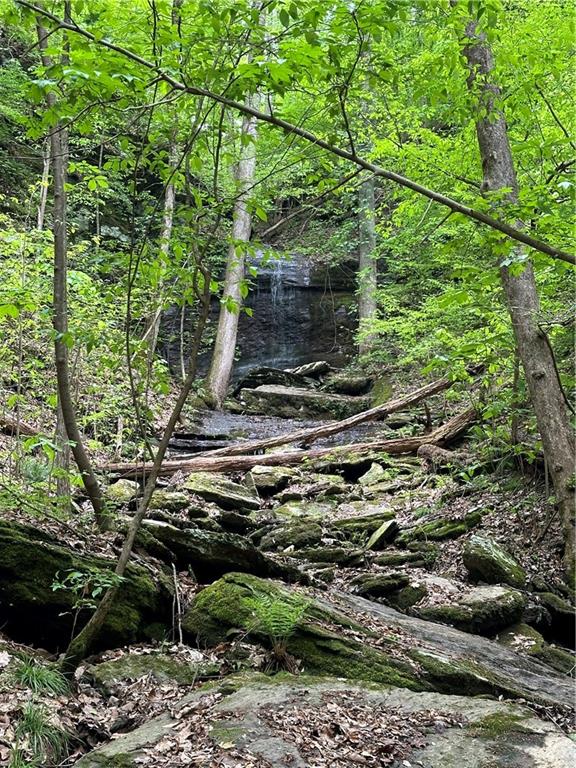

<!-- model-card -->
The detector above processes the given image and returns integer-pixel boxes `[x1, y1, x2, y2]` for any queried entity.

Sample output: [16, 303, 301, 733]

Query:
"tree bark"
[205, 98, 259, 408]
[358, 172, 378, 355]
[37, 16, 107, 530]
[460, 12, 575, 581]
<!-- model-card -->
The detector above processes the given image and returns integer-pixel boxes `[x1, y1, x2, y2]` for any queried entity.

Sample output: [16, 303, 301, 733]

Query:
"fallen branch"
[99, 407, 476, 478]
[197, 374, 458, 458]
[0, 415, 37, 436]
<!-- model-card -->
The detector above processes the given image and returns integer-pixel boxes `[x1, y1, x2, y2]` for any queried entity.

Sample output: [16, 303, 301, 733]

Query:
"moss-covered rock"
[148, 490, 190, 512]
[141, 521, 299, 582]
[357, 463, 386, 487]
[273, 500, 335, 519]
[365, 519, 399, 550]
[275, 473, 348, 502]
[374, 550, 427, 568]
[0, 520, 171, 652]
[396, 510, 483, 546]
[463, 535, 526, 588]
[182, 573, 424, 690]
[351, 573, 410, 599]
[260, 521, 323, 551]
[239, 385, 372, 420]
[497, 623, 575, 676]
[244, 465, 300, 494]
[330, 510, 395, 542]
[183, 472, 260, 511]
[322, 371, 372, 395]
[87, 651, 220, 693]
[295, 546, 365, 566]
[416, 586, 526, 636]
[531, 591, 575, 648]
[105, 479, 139, 504]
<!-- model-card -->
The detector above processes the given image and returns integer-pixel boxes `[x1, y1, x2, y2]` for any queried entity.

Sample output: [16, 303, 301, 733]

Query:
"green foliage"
[247, 593, 310, 645]
[51, 566, 125, 611]
[11, 702, 68, 768]
[13, 657, 68, 697]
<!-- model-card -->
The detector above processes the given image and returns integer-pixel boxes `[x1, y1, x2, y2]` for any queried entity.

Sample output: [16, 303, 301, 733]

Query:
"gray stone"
[463, 535, 526, 588]
[183, 471, 260, 511]
[416, 585, 526, 636]
[365, 519, 399, 550]
[148, 490, 190, 512]
[141, 521, 296, 582]
[105, 479, 139, 503]
[74, 675, 575, 768]
[358, 462, 386, 487]
[239, 385, 371, 419]
[245, 465, 300, 493]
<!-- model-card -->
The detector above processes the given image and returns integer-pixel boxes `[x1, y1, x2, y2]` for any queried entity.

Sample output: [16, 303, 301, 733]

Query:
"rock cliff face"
[161, 252, 358, 378]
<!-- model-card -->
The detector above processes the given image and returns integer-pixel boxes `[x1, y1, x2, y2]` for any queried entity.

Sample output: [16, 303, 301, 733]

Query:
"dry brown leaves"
[257, 689, 465, 767]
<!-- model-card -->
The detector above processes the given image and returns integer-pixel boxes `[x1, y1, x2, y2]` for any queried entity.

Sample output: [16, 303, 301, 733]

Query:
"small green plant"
[246, 593, 310, 673]
[12, 702, 68, 767]
[51, 566, 125, 611]
[13, 656, 68, 696]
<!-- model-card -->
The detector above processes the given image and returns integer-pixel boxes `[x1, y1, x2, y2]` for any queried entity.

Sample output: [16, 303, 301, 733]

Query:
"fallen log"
[0, 415, 37, 436]
[99, 407, 476, 479]
[197, 374, 459, 459]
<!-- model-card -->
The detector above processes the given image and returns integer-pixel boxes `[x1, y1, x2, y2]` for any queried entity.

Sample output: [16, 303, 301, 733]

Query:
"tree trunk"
[37, 17, 107, 531]
[460, 12, 575, 581]
[358, 172, 377, 355]
[205, 95, 259, 408]
[36, 139, 50, 230]
[63, 263, 212, 674]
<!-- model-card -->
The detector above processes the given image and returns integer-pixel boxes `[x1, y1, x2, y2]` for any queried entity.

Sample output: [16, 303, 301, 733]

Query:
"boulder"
[87, 650, 220, 694]
[330, 509, 395, 541]
[232, 366, 314, 395]
[148, 490, 190, 512]
[260, 521, 323, 551]
[322, 370, 372, 395]
[531, 591, 575, 648]
[295, 546, 365, 566]
[365, 519, 399, 550]
[287, 360, 331, 377]
[182, 573, 573, 707]
[275, 473, 348, 502]
[0, 521, 171, 651]
[141, 521, 297, 582]
[245, 465, 300, 493]
[463, 535, 526, 588]
[374, 550, 429, 568]
[357, 462, 386, 487]
[416, 585, 526, 636]
[396, 509, 483, 546]
[74, 675, 576, 768]
[273, 500, 334, 519]
[239, 385, 371, 420]
[183, 472, 260, 511]
[351, 572, 410, 599]
[105, 479, 139, 504]
[497, 623, 575, 676]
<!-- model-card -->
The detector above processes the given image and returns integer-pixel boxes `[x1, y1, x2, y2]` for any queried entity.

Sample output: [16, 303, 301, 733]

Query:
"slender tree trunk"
[37, 17, 107, 530]
[205, 99, 259, 408]
[37, 139, 50, 230]
[460, 12, 575, 581]
[63, 265, 211, 674]
[358, 173, 377, 355]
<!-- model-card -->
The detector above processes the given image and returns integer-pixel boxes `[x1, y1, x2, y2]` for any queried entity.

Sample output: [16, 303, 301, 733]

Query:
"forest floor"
[0, 364, 574, 767]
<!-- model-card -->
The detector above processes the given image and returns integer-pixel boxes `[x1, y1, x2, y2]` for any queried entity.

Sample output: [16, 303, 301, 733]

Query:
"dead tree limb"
[196, 375, 458, 458]
[99, 407, 476, 478]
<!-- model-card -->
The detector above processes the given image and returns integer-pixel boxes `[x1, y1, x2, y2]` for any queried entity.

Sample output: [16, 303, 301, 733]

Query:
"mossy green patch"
[470, 712, 529, 737]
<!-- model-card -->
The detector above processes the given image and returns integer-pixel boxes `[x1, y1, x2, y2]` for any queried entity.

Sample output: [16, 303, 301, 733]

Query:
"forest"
[0, 0, 574, 766]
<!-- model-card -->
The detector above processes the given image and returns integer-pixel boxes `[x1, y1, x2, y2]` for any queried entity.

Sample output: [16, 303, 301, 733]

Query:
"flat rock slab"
[183, 471, 260, 511]
[333, 591, 573, 710]
[239, 384, 371, 419]
[75, 675, 575, 768]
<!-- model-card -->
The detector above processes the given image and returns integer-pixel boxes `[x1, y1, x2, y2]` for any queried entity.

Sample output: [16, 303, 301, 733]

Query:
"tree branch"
[18, 0, 575, 265]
